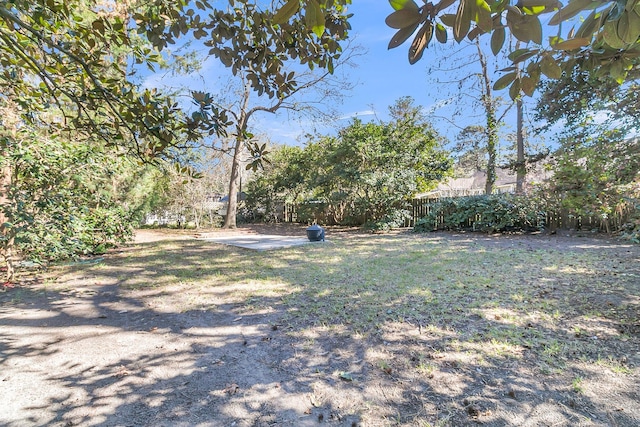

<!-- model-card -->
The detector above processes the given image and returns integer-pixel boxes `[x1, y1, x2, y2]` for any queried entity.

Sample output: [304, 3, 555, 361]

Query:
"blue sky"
[255, 0, 545, 150]
[143, 1, 547, 151]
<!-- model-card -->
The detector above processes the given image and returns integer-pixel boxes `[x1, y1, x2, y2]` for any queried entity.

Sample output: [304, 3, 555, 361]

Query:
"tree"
[0, 0, 353, 275]
[0, 104, 147, 279]
[431, 39, 514, 194]
[187, 0, 357, 228]
[386, 0, 640, 94]
[248, 97, 453, 228]
[273, 1, 640, 95]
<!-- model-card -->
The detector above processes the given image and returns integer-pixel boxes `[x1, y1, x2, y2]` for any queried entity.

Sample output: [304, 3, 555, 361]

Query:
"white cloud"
[338, 110, 377, 120]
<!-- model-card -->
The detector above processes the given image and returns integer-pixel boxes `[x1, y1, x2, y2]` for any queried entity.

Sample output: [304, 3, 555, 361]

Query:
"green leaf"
[521, 75, 536, 96]
[602, 19, 626, 48]
[510, 49, 540, 63]
[436, 23, 448, 43]
[552, 37, 590, 50]
[618, 10, 640, 44]
[305, 0, 325, 37]
[508, 48, 531, 61]
[440, 14, 456, 27]
[437, 0, 457, 12]
[388, 21, 420, 49]
[491, 26, 505, 54]
[385, 8, 423, 29]
[575, 9, 600, 38]
[540, 55, 562, 78]
[493, 71, 517, 90]
[454, 0, 472, 42]
[475, 0, 493, 33]
[609, 58, 625, 83]
[509, 78, 521, 100]
[389, 0, 420, 12]
[549, 0, 598, 26]
[409, 22, 433, 64]
[273, 0, 300, 25]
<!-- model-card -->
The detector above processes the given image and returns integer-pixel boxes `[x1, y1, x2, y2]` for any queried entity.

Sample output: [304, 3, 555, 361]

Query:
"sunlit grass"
[40, 232, 639, 376]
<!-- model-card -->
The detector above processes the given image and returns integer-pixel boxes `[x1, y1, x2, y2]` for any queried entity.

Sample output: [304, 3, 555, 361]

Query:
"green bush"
[365, 208, 410, 232]
[16, 206, 133, 263]
[414, 194, 546, 233]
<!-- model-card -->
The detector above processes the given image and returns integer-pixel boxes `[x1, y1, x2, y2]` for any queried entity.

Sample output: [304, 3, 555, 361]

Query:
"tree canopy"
[0, 0, 352, 159]
[273, 0, 640, 98]
[247, 97, 453, 229]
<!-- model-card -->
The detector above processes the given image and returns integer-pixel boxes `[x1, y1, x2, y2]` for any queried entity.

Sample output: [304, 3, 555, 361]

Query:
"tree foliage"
[0, 120, 146, 267]
[544, 130, 639, 226]
[276, 0, 640, 98]
[0, 0, 352, 158]
[378, 0, 640, 96]
[247, 98, 453, 229]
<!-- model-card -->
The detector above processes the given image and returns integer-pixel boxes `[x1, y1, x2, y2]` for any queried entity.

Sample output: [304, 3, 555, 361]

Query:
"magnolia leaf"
[609, 0, 626, 20]
[440, 13, 456, 26]
[575, 9, 600, 38]
[386, 8, 423, 29]
[273, 0, 299, 25]
[475, 0, 493, 33]
[454, 0, 472, 42]
[540, 55, 562, 78]
[491, 26, 506, 54]
[619, 10, 640, 44]
[609, 58, 626, 83]
[509, 77, 521, 100]
[468, 25, 484, 40]
[602, 19, 626, 48]
[490, 0, 510, 13]
[508, 48, 531, 60]
[436, 23, 448, 43]
[409, 22, 433, 64]
[305, 0, 325, 37]
[519, 0, 561, 7]
[388, 21, 420, 49]
[628, 7, 640, 41]
[552, 37, 590, 50]
[437, 0, 457, 12]
[389, 0, 420, 12]
[511, 49, 539, 63]
[524, 15, 543, 44]
[493, 71, 517, 90]
[521, 75, 536, 96]
[522, 5, 548, 14]
[549, 0, 598, 26]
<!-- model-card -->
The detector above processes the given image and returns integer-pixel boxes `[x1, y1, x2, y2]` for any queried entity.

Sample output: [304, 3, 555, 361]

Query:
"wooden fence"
[282, 196, 636, 233]
[405, 196, 636, 233]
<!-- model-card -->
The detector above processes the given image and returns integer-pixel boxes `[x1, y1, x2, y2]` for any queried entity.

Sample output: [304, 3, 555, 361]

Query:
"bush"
[16, 206, 133, 263]
[414, 194, 546, 233]
[365, 208, 410, 232]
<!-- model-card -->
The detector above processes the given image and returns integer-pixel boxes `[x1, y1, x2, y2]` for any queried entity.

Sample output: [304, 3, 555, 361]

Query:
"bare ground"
[1, 226, 638, 427]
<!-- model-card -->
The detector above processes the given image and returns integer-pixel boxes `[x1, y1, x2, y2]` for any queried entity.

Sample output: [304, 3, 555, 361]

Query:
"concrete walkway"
[200, 234, 325, 251]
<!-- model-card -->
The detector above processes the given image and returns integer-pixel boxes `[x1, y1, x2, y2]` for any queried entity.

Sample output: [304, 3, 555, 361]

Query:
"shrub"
[414, 194, 546, 233]
[365, 208, 410, 232]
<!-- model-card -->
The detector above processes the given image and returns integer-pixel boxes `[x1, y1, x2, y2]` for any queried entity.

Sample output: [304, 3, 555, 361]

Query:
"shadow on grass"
[0, 232, 638, 426]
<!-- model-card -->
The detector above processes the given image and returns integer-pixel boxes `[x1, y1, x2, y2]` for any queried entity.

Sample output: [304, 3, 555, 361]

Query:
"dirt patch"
[1, 228, 638, 426]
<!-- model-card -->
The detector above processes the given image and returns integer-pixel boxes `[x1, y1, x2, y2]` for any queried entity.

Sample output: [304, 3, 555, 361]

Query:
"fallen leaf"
[339, 372, 353, 381]
[224, 383, 239, 395]
[114, 365, 131, 378]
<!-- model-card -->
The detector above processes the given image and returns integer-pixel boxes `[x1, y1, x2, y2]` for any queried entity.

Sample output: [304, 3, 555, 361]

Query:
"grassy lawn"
[4, 230, 639, 426]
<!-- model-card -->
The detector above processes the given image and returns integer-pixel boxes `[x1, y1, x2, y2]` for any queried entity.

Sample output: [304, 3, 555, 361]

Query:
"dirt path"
[1, 228, 638, 426]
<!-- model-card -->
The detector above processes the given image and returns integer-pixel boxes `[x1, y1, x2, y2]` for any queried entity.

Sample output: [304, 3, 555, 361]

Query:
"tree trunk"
[223, 83, 252, 229]
[476, 42, 497, 195]
[0, 140, 14, 282]
[515, 97, 526, 194]
[223, 136, 244, 229]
